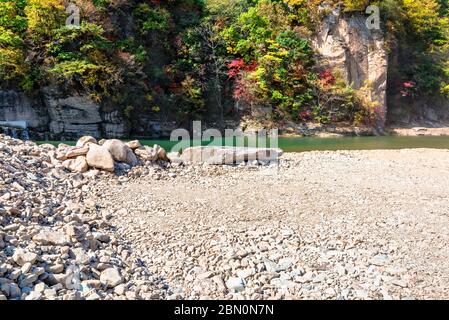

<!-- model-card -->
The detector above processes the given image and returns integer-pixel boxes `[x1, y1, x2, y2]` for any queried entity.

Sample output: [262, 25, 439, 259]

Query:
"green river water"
[38, 136, 449, 153]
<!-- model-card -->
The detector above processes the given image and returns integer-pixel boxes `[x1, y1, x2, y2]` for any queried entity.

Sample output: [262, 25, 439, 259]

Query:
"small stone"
[13, 249, 38, 266]
[82, 280, 102, 289]
[86, 291, 101, 300]
[167, 152, 183, 164]
[21, 262, 32, 274]
[114, 284, 126, 295]
[212, 276, 227, 293]
[4, 223, 20, 232]
[100, 268, 123, 288]
[225, 277, 246, 293]
[76, 136, 97, 148]
[9, 283, 21, 298]
[270, 278, 293, 289]
[391, 279, 408, 288]
[49, 264, 64, 274]
[34, 282, 46, 293]
[324, 288, 336, 296]
[65, 146, 89, 158]
[263, 259, 277, 273]
[33, 229, 70, 246]
[20, 274, 38, 287]
[370, 254, 389, 266]
[65, 226, 85, 241]
[25, 290, 42, 300]
[125, 291, 137, 300]
[197, 271, 214, 280]
[102, 139, 138, 166]
[44, 288, 57, 298]
[92, 232, 110, 243]
[71, 248, 91, 265]
[9, 269, 21, 280]
[236, 268, 255, 279]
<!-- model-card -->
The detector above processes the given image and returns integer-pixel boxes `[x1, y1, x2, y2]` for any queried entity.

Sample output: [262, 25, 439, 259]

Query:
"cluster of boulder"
[46, 136, 284, 171]
[44, 136, 170, 174]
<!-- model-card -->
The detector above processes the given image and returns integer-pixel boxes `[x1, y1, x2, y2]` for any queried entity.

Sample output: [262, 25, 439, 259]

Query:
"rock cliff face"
[0, 91, 48, 130]
[312, 9, 388, 127]
[0, 89, 130, 139]
[387, 94, 449, 127]
[45, 93, 103, 139]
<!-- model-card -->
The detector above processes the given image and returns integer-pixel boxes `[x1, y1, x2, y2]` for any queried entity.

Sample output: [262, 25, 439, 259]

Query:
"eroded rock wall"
[0, 91, 48, 130]
[0, 89, 130, 140]
[313, 9, 388, 127]
[1, 10, 390, 138]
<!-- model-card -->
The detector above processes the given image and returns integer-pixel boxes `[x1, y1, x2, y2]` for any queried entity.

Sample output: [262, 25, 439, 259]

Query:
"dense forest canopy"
[0, 0, 448, 128]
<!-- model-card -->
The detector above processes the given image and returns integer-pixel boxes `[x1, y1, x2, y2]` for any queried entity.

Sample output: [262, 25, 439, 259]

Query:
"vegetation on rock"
[0, 0, 447, 130]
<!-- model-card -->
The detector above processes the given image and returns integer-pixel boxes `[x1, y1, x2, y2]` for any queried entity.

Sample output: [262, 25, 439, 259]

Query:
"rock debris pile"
[0, 134, 172, 300]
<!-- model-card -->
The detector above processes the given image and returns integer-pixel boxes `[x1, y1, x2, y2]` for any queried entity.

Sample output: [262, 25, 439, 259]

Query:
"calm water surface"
[38, 136, 449, 153]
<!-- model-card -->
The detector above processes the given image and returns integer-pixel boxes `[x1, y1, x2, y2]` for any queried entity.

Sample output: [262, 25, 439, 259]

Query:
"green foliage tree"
[0, 0, 447, 128]
[0, 0, 28, 83]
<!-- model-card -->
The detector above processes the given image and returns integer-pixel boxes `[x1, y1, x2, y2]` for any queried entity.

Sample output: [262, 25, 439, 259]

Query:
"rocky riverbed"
[1, 134, 449, 300]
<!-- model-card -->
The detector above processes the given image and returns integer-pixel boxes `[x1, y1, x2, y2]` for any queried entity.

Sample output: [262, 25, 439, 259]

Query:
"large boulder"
[56, 146, 89, 161]
[76, 136, 97, 148]
[62, 156, 89, 173]
[181, 146, 283, 165]
[65, 146, 89, 158]
[134, 146, 158, 161]
[134, 144, 168, 162]
[102, 139, 138, 166]
[167, 151, 183, 164]
[154, 144, 169, 162]
[125, 140, 142, 150]
[86, 144, 115, 172]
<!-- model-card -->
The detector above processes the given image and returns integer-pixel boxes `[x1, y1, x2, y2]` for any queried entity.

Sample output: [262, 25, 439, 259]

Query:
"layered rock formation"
[0, 89, 131, 140]
[0, 91, 47, 130]
[1, 11, 391, 139]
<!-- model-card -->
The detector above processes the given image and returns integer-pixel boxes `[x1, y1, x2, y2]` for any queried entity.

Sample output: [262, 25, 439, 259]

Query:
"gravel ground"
[92, 149, 449, 300]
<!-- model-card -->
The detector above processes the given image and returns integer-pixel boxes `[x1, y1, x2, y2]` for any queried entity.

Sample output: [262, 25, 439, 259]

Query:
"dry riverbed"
[2, 133, 449, 300]
[94, 149, 449, 300]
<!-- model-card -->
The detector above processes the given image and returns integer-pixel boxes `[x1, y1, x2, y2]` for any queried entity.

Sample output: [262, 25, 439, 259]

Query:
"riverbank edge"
[279, 125, 449, 137]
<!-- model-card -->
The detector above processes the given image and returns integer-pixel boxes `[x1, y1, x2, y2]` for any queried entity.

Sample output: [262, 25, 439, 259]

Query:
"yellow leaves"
[283, 0, 306, 6]
[28, 0, 64, 9]
[402, 0, 441, 34]
[25, 0, 65, 38]
[343, 0, 370, 12]
[226, 45, 237, 54]
[0, 46, 27, 79]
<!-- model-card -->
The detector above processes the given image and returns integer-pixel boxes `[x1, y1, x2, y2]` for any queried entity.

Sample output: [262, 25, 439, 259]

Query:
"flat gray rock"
[181, 146, 283, 165]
